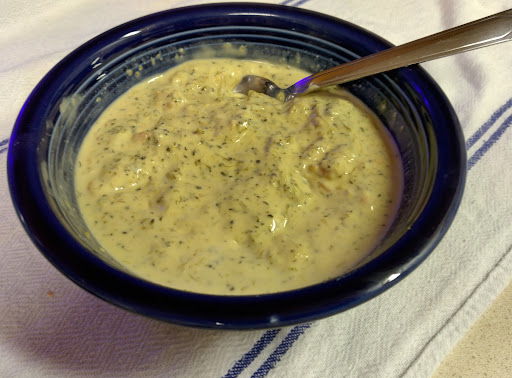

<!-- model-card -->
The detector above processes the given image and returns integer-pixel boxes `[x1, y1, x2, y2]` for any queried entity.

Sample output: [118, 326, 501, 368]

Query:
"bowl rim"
[7, 2, 466, 329]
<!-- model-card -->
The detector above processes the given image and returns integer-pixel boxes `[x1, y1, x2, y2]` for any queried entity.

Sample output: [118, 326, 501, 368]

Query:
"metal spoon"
[234, 8, 512, 102]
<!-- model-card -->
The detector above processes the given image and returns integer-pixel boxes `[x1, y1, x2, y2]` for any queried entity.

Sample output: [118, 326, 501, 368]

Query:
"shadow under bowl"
[7, 3, 466, 329]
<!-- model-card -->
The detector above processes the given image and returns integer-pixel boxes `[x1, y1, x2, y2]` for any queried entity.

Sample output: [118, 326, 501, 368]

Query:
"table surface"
[434, 277, 512, 377]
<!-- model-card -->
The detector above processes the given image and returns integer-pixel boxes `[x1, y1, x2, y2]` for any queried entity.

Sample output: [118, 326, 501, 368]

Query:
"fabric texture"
[1, 1, 511, 377]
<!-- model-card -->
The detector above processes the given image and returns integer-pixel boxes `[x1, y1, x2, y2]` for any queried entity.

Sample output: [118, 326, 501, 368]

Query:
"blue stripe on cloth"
[251, 324, 310, 378]
[468, 112, 512, 170]
[0, 138, 8, 154]
[280, 0, 311, 7]
[222, 329, 281, 378]
[466, 98, 512, 150]
[289, 0, 311, 6]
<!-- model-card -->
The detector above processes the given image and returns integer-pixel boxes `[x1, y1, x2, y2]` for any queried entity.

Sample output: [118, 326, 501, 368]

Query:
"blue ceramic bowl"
[7, 3, 466, 329]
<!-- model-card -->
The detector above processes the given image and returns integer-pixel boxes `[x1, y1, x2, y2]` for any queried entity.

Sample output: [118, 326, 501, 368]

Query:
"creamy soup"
[75, 58, 403, 295]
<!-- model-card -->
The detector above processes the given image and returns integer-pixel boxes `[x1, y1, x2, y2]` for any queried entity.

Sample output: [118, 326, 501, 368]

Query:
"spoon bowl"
[233, 75, 304, 102]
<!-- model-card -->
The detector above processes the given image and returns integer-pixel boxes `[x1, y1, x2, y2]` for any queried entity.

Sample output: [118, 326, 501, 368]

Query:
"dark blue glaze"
[7, 3, 466, 329]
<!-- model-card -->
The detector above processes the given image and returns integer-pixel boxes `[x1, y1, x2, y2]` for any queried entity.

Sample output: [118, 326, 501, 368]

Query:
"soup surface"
[75, 58, 403, 295]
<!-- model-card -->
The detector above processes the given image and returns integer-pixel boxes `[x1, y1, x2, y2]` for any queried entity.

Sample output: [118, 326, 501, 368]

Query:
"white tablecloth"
[1, 1, 511, 377]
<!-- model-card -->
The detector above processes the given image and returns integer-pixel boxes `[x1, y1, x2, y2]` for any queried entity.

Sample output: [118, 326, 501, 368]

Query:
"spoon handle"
[298, 8, 512, 91]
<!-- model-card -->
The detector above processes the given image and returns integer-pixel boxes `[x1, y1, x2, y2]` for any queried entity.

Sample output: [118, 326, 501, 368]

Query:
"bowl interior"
[48, 27, 432, 272]
[8, 4, 466, 329]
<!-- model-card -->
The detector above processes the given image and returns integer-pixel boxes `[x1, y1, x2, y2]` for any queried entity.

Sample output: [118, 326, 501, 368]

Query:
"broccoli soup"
[75, 58, 403, 295]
